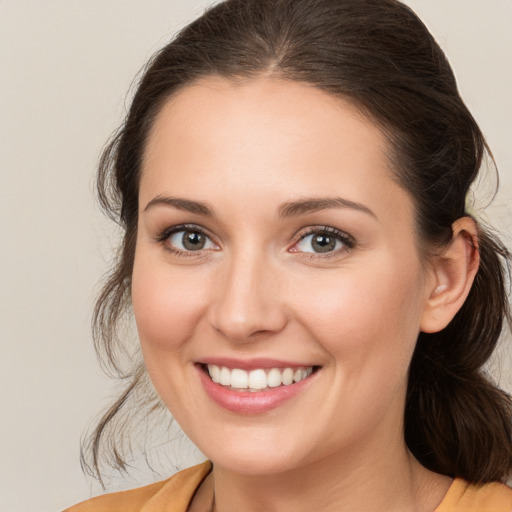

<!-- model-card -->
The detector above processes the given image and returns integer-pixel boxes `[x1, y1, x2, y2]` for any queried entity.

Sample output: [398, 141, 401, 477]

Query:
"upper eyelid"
[156, 223, 355, 252]
[157, 224, 219, 257]
[157, 224, 352, 237]
[293, 225, 355, 243]
[157, 223, 215, 241]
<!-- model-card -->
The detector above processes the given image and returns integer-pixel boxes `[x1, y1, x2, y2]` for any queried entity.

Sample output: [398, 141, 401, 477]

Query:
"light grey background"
[0, 1, 511, 511]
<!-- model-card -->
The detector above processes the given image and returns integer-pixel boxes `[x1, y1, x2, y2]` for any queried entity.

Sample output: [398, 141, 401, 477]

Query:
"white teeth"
[209, 364, 220, 383]
[206, 365, 315, 390]
[248, 369, 267, 390]
[230, 369, 248, 389]
[219, 367, 231, 386]
[282, 367, 294, 385]
[267, 368, 282, 388]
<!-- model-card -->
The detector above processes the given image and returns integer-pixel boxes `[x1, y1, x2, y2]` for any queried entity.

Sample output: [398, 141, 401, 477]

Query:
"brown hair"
[83, 0, 512, 485]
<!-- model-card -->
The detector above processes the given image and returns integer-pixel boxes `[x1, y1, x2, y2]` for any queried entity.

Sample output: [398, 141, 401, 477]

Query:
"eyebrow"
[143, 195, 376, 220]
[278, 197, 377, 219]
[144, 196, 213, 216]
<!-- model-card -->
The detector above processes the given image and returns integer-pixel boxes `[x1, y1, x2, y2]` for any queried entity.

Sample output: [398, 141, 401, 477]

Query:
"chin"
[192, 431, 310, 476]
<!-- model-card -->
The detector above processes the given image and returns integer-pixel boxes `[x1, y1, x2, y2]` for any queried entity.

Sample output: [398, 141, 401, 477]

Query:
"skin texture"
[132, 77, 478, 512]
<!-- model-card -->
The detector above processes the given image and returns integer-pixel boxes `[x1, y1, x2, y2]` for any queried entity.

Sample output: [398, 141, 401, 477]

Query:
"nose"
[208, 249, 288, 343]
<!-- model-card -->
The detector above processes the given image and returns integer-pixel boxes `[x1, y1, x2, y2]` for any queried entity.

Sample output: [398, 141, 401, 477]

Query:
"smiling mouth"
[202, 364, 318, 392]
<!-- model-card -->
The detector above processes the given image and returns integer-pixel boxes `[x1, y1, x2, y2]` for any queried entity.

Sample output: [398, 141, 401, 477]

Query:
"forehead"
[143, 76, 387, 173]
[140, 76, 413, 226]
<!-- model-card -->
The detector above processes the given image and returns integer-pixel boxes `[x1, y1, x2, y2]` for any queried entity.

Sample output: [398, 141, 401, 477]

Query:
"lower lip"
[197, 366, 316, 414]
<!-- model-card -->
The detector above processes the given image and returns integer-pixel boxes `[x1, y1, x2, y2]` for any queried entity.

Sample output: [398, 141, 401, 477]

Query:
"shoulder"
[63, 461, 212, 512]
[436, 478, 512, 512]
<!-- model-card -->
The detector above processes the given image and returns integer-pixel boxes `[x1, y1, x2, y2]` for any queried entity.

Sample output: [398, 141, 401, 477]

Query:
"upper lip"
[198, 357, 318, 371]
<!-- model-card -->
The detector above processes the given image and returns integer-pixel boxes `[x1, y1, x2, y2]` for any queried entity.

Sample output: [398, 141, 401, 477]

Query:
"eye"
[161, 225, 218, 253]
[292, 227, 354, 255]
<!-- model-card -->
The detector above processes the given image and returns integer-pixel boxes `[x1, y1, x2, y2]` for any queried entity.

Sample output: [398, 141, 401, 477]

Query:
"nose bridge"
[209, 245, 286, 341]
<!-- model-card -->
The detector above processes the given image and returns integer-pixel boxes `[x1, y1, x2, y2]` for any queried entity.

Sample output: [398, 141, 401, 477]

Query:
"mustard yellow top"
[64, 461, 512, 512]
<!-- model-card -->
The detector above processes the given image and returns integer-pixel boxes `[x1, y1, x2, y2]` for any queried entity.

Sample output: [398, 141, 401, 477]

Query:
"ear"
[420, 217, 480, 333]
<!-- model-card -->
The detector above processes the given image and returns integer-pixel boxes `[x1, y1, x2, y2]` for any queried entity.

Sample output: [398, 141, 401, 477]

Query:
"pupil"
[183, 231, 205, 250]
[312, 234, 335, 253]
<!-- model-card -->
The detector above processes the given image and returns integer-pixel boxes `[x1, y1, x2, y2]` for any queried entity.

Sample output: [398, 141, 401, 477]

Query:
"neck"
[194, 389, 452, 512]
[207, 429, 450, 512]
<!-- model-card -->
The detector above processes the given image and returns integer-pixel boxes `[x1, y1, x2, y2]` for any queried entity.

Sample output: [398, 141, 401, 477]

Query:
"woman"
[66, 0, 512, 510]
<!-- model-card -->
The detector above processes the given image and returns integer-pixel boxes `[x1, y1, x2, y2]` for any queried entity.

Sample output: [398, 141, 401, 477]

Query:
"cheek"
[289, 257, 425, 371]
[131, 254, 214, 419]
[131, 256, 209, 356]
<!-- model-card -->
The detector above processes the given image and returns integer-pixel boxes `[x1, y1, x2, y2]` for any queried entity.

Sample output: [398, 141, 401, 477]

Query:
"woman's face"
[132, 77, 435, 475]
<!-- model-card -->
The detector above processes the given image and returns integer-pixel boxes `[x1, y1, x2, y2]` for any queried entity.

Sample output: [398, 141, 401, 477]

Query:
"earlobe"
[420, 217, 480, 333]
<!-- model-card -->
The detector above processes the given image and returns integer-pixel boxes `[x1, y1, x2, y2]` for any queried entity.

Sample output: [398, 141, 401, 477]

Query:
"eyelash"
[156, 224, 217, 258]
[291, 226, 355, 259]
[155, 224, 355, 259]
